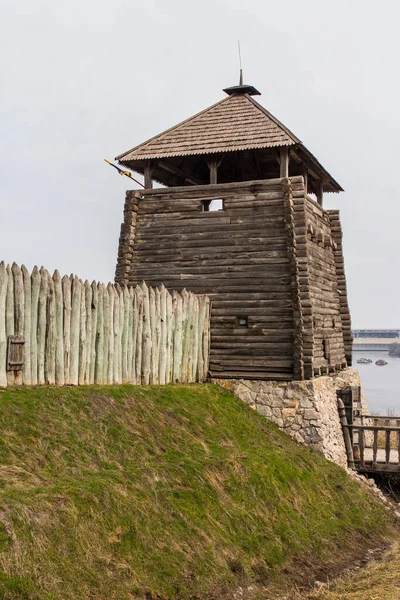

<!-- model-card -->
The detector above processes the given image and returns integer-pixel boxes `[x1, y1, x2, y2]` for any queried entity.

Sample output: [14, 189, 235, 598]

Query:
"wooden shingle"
[116, 94, 299, 161]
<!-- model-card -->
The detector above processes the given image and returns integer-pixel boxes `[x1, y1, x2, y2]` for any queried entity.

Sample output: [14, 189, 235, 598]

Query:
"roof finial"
[223, 42, 261, 96]
[238, 40, 243, 85]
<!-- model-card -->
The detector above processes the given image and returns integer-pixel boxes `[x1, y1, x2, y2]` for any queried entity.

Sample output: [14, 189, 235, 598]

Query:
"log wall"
[326, 210, 353, 365]
[0, 262, 210, 387]
[116, 178, 309, 380]
[115, 176, 351, 381]
[300, 192, 347, 375]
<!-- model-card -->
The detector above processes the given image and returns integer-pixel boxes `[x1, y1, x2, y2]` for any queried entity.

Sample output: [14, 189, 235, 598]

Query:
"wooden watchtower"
[115, 79, 352, 381]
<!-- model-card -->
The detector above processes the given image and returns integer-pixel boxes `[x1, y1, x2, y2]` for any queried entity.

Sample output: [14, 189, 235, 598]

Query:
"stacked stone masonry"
[215, 369, 368, 468]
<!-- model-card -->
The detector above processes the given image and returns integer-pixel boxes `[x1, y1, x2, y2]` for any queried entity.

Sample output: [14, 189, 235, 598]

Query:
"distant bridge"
[353, 329, 400, 352]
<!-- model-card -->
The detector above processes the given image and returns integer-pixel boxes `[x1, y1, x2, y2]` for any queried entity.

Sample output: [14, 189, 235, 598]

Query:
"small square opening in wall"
[202, 199, 224, 212]
[323, 338, 331, 360]
[237, 316, 248, 327]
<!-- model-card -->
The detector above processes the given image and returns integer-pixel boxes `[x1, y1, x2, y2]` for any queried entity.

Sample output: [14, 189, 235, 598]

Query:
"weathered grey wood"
[135, 287, 144, 384]
[165, 289, 173, 383]
[372, 430, 378, 467]
[159, 285, 167, 384]
[102, 283, 110, 384]
[192, 294, 200, 381]
[21, 265, 32, 385]
[280, 147, 289, 178]
[70, 276, 81, 386]
[0, 261, 210, 387]
[206, 158, 220, 184]
[316, 180, 323, 206]
[149, 286, 156, 383]
[45, 274, 56, 385]
[78, 279, 87, 386]
[30, 266, 41, 385]
[186, 293, 195, 382]
[113, 286, 120, 384]
[6, 265, 14, 351]
[106, 284, 115, 384]
[172, 291, 182, 383]
[84, 281, 92, 384]
[37, 268, 48, 385]
[153, 287, 161, 385]
[138, 177, 304, 197]
[144, 162, 153, 189]
[337, 399, 355, 469]
[90, 282, 98, 384]
[141, 282, 151, 384]
[180, 289, 189, 383]
[118, 285, 125, 383]
[196, 295, 206, 381]
[385, 430, 391, 465]
[359, 429, 365, 469]
[62, 275, 72, 385]
[122, 286, 130, 382]
[203, 297, 211, 380]
[53, 271, 65, 385]
[11, 263, 24, 385]
[130, 287, 138, 383]
[126, 286, 134, 382]
[95, 284, 105, 384]
[0, 263, 7, 387]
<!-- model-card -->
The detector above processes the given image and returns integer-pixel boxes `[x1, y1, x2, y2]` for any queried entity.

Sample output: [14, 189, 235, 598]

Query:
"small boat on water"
[375, 359, 388, 366]
[357, 358, 373, 364]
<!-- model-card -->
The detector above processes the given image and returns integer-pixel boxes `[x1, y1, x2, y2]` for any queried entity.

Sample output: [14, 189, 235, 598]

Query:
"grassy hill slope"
[0, 384, 395, 599]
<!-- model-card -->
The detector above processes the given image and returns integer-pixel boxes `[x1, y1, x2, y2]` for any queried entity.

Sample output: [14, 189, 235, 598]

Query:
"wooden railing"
[338, 400, 400, 473]
[347, 424, 400, 473]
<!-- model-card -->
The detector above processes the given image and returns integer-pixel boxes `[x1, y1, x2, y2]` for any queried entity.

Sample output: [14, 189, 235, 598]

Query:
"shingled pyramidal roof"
[116, 84, 342, 193]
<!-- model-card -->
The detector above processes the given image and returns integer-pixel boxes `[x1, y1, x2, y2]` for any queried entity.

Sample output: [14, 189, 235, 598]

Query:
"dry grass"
[303, 543, 400, 600]
[0, 384, 396, 599]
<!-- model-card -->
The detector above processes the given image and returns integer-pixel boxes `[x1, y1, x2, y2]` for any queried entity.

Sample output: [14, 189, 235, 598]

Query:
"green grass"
[0, 384, 395, 599]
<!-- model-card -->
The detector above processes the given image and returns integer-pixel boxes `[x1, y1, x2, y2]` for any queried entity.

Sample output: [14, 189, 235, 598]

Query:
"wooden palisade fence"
[0, 262, 210, 387]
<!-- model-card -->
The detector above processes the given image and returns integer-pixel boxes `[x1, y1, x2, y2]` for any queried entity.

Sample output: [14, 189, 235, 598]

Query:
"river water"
[353, 351, 400, 414]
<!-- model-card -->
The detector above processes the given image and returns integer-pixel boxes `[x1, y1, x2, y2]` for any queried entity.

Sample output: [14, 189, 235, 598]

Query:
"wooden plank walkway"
[337, 400, 400, 474]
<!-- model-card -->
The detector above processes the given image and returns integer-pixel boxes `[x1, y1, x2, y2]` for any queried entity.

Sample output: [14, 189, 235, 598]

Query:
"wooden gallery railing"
[338, 399, 400, 473]
[0, 262, 211, 387]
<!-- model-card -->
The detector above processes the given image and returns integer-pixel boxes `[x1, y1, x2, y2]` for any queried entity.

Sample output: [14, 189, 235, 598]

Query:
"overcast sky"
[1, 0, 399, 328]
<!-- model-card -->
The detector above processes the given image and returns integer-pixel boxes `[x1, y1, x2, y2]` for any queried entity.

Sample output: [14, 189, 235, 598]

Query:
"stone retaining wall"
[214, 369, 368, 468]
